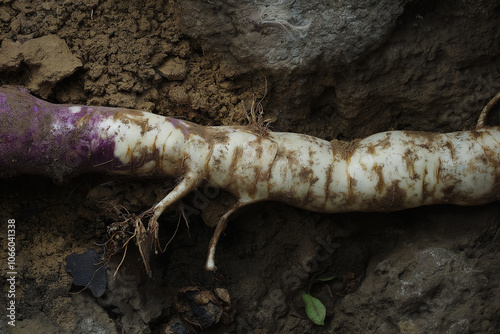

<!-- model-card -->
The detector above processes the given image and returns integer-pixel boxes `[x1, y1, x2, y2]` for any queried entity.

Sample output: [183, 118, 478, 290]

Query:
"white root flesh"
[1, 86, 500, 273]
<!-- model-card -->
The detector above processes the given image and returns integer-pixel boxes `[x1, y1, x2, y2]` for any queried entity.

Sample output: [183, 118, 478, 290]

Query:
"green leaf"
[300, 292, 327, 326]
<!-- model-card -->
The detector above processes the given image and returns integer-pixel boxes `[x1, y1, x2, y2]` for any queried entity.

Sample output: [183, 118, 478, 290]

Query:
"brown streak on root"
[376, 133, 393, 150]
[322, 160, 334, 208]
[444, 139, 456, 161]
[378, 180, 406, 210]
[247, 165, 262, 199]
[347, 174, 356, 205]
[77, 109, 97, 128]
[330, 139, 360, 160]
[434, 157, 442, 184]
[403, 149, 418, 180]
[116, 113, 151, 136]
[421, 166, 430, 203]
[366, 143, 376, 155]
[373, 163, 385, 194]
[227, 146, 244, 187]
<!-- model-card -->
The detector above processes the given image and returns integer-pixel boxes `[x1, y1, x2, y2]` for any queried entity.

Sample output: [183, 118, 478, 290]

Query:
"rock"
[162, 318, 191, 334]
[65, 249, 107, 298]
[178, 0, 409, 72]
[337, 246, 490, 333]
[175, 286, 232, 330]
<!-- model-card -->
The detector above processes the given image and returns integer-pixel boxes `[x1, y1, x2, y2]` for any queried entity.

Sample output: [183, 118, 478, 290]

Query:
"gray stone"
[338, 246, 490, 333]
[178, 0, 409, 72]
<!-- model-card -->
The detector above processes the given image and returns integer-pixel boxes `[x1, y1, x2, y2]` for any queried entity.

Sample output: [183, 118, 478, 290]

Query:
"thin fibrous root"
[113, 241, 130, 278]
[105, 205, 186, 277]
[103, 208, 158, 277]
[160, 213, 182, 253]
[244, 97, 273, 136]
[135, 216, 154, 277]
[476, 91, 500, 128]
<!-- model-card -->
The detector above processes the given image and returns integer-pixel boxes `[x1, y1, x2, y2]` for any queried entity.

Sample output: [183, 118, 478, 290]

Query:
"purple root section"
[0, 86, 120, 181]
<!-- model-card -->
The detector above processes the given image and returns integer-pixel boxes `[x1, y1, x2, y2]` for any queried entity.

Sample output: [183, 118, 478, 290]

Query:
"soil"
[1, 0, 500, 333]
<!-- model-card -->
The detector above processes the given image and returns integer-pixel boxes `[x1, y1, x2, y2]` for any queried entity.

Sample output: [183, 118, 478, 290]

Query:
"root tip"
[205, 264, 217, 272]
[205, 247, 217, 271]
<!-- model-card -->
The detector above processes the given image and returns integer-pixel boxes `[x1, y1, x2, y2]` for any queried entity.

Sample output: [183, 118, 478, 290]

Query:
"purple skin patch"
[0, 86, 122, 181]
[169, 117, 191, 140]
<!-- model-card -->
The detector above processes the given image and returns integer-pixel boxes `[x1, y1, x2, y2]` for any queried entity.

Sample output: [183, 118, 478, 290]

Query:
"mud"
[1, 0, 500, 333]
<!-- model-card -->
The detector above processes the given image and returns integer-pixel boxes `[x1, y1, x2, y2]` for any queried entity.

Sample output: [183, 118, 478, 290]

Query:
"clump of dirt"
[0, 34, 82, 98]
[0, 0, 499, 333]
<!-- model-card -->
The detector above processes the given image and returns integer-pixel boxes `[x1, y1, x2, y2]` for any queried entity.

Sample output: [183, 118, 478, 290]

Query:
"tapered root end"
[203, 202, 243, 271]
[205, 246, 217, 271]
[204, 219, 227, 272]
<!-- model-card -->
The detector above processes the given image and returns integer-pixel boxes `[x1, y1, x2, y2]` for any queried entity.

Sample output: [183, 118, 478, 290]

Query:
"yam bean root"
[1, 86, 500, 274]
